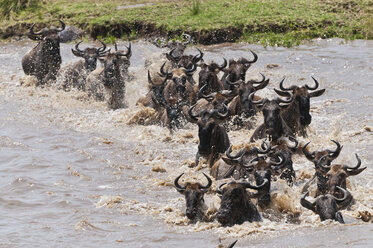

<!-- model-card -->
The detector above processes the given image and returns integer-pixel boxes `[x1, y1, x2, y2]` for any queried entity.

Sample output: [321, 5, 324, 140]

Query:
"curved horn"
[174, 173, 186, 191]
[327, 140, 342, 159]
[248, 92, 264, 105]
[228, 240, 238, 248]
[185, 62, 197, 75]
[74, 41, 84, 53]
[29, 23, 43, 35]
[300, 191, 316, 212]
[160, 62, 173, 79]
[333, 186, 353, 209]
[192, 48, 204, 63]
[252, 73, 270, 91]
[217, 58, 227, 70]
[270, 153, 286, 170]
[343, 153, 361, 171]
[56, 20, 66, 32]
[169, 48, 180, 61]
[116, 43, 132, 58]
[302, 142, 315, 161]
[147, 70, 154, 85]
[279, 77, 297, 91]
[97, 39, 107, 54]
[276, 92, 294, 104]
[188, 103, 199, 122]
[226, 146, 246, 160]
[216, 182, 227, 194]
[287, 136, 299, 151]
[214, 103, 229, 118]
[199, 172, 212, 190]
[258, 141, 271, 154]
[240, 178, 268, 190]
[251, 73, 266, 85]
[241, 50, 258, 65]
[306, 76, 319, 90]
[226, 77, 243, 86]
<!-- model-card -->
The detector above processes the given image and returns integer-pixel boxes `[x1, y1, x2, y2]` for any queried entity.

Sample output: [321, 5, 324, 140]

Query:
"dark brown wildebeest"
[274, 77, 325, 136]
[153, 33, 192, 58]
[301, 186, 353, 223]
[56, 40, 109, 91]
[85, 43, 131, 109]
[166, 47, 204, 69]
[159, 98, 189, 131]
[198, 59, 228, 96]
[161, 62, 198, 105]
[210, 141, 271, 180]
[174, 172, 212, 221]
[244, 154, 286, 208]
[216, 179, 267, 225]
[249, 92, 294, 142]
[189, 103, 230, 167]
[320, 154, 366, 198]
[221, 51, 258, 90]
[22, 20, 66, 86]
[301, 140, 343, 195]
[227, 73, 269, 118]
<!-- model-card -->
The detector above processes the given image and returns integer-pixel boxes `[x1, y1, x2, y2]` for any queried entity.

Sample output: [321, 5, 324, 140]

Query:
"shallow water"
[0, 38, 372, 247]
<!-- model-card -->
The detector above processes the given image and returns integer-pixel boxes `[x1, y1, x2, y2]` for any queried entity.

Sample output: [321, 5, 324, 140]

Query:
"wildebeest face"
[101, 53, 118, 79]
[224, 51, 258, 83]
[174, 173, 212, 220]
[262, 101, 283, 137]
[197, 112, 217, 154]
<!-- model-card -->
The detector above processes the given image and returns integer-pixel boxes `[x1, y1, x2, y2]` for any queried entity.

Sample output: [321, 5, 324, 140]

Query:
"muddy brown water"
[0, 38, 372, 247]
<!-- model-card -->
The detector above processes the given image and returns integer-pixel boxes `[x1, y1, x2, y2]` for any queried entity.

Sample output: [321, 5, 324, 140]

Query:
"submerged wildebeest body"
[221, 51, 258, 90]
[302, 140, 343, 195]
[174, 173, 212, 221]
[274, 77, 325, 136]
[216, 180, 267, 225]
[301, 186, 353, 223]
[189, 103, 230, 167]
[22, 20, 66, 86]
[85, 43, 132, 109]
[166, 47, 204, 69]
[249, 91, 294, 142]
[56, 40, 109, 91]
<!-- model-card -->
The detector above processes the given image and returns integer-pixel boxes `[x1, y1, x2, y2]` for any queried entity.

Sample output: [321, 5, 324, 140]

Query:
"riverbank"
[1, 0, 372, 46]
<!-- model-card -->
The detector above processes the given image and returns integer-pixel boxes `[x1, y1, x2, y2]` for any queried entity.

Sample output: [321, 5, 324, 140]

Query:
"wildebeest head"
[71, 40, 109, 71]
[250, 92, 293, 141]
[300, 186, 352, 223]
[166, 48, 204, 69]
[274, 77, 325, 126]
[99, 43, 131, 83]
[322, 154, 366, 196]
[303, 139, 342, 170]
[216, 179, 266, 225]
[27, 20, 66, 46]
[161, 97, 188, 130]
[174, 172, 212, 220]
[147, 70, 168, 107]
[227, 73, 269, 116]
[198, 58, 227, 95]
[223, 51, 258, 85]
[154, 33, 192, 56]
[189, 103, 229, 155]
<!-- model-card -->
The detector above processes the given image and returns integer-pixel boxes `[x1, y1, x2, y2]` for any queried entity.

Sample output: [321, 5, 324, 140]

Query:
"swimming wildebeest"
[56, 40, 109, 91]
[216, 179, 267, 225]
[274, 77, 325, 136]
[301, 186, 353, 223]
[174, 172, 212, 221]
[22, 20, 66, 86]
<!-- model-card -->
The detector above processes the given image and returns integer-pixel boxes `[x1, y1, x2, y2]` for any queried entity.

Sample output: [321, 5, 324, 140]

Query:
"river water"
[0, 38, 372, 247]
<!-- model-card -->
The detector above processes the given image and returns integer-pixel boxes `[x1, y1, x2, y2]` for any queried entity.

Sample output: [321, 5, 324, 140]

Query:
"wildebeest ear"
[347, 167, 367, 176]
[274, 88, 290, 97]
[310, 89, 326, 97]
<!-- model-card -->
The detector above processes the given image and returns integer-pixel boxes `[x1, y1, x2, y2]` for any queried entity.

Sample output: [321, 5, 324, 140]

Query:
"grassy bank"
[1, 0, 372, 46]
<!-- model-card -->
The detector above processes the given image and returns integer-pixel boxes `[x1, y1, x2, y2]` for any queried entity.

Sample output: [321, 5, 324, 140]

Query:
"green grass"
[1, 0, 372, 46]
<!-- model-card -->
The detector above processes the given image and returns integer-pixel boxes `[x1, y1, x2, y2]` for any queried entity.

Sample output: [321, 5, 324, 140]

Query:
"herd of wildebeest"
[20, 21, 367, 245]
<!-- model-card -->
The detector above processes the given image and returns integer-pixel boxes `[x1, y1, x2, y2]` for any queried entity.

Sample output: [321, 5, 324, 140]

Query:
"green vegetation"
[0, 0, 40, 19]
[1, 0, 372, 46]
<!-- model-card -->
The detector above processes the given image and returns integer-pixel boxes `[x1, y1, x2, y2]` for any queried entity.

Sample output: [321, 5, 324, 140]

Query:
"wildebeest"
[189, 103, 230, 167]
[210, 141, 271, 180]
[166, 47, 204, 69]
[174, 172, 212, 221]
[159, 98, 189, 131]
[249, 91, 294, 142]
[85, 43, 132, 109]
[153, 33, 192, 58]
[227, 73, 270, 118]
[22, 20, 66, 86]
[300, 186, 353, 223]
[198, 59, 227, 96]
[221, 51, 258, 90]
[56, 40, 109, 91]
[216, 179, 267, 225]
[274, 77, 325, 136]
[320, 153, 366, 197]
[301, 140, 343, 195]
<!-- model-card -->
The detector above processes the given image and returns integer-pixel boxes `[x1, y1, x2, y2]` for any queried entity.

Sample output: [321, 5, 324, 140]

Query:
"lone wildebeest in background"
[22, 20, 66, 86]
